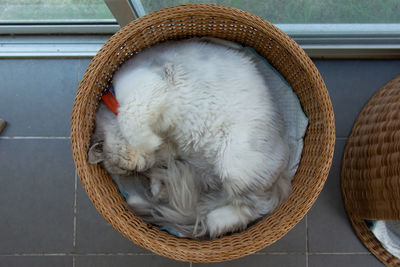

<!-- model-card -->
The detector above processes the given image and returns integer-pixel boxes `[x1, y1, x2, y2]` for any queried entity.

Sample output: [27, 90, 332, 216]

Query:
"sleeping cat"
[88, 38, 292, 238]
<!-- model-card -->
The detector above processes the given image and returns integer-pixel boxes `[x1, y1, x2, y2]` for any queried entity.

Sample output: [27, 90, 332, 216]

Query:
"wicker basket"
[71, 4, 335, 262]
[342, 76, 400, 266]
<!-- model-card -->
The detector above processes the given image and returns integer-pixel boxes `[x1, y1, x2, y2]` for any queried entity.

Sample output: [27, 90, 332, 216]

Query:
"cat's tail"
[127, 163, 292, 239]
[127, 159, 208, 238]
[259, 170, 292, 215]
[150, 159, 208, 238]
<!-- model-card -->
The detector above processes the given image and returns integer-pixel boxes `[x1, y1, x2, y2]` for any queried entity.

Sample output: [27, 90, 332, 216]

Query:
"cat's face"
[88, 139, 156, 175]
[88, 103, 156, 175]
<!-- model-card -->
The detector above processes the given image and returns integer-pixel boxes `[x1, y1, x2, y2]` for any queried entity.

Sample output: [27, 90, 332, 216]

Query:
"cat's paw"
[123, 150, 155, 172]
[127, 194, 150, 208]
[103, 144, 156, 174]
[118, 111, 163, 154]
[148, 167, 169, 202]
[206, 205, 249, 238]
[126, 195, 152, 216]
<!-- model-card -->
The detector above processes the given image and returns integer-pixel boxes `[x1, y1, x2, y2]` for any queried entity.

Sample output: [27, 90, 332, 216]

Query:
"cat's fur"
[88, 38, 292, 238]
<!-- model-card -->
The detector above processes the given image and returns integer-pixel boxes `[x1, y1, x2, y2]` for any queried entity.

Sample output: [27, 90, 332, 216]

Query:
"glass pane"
[138, 0, 400, 23]
[0, 0, 116, 24]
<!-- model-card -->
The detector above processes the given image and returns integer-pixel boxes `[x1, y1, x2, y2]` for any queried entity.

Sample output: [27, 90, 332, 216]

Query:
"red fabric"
[101, 91, 119, 115]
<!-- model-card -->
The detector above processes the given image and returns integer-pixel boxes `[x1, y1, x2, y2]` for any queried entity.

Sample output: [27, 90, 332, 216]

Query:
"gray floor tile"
[0, 59, 79, 137]
[75, 181, 148, 253]
[0, 139, 74, 253]
[260, 217, 306, 252]
[78, 59, 92, 84]
[309, 254, 383, 267]
[0, 256, 72, 267]
[314, 60, 400, 138]
[308, 139, 367, 253]
[75, 255, 188, 267]
[193, 254, 306, 267]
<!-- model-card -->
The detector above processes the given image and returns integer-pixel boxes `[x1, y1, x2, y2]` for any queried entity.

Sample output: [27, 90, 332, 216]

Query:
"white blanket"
[245, 46, 308, 178]
[372, 220, 400, 258]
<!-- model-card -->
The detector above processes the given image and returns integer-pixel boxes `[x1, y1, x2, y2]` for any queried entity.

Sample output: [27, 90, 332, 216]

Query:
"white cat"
[89, 38, 291, 238]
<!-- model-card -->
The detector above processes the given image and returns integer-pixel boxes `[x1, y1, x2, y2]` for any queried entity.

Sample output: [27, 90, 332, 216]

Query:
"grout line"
[73, 171, 78, 249]
[72, 256, 75, 267]
[78, 253, 154, 256]
[0, 253, 69, 256]
[189, 262, 193, 267]
[0, 253, 155, 257]
[253, 252, 305, 255]
[0, 136, 70, 140]
[306, 214, 309, 267]
[0, 252, 371, 257]
[308, 252, 371, 255]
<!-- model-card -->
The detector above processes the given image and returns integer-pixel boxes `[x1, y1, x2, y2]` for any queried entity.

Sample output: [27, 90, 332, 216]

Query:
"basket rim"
[71, 3, 335, 262]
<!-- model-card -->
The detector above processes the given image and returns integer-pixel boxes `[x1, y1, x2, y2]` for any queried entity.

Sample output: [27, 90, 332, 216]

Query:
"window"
[137, 0, 400, 24]
[0, 0, 116, 24]
[0, 0, 399, 58]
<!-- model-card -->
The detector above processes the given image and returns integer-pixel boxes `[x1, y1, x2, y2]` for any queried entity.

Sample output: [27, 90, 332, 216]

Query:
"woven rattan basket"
[71, 4, 335, 262]
[342, 76, 400, 266]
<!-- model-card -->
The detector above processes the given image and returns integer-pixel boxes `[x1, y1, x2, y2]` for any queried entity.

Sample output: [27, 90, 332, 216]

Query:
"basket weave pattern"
[342, 76, 400, 266]
[71, 4, 335, 262]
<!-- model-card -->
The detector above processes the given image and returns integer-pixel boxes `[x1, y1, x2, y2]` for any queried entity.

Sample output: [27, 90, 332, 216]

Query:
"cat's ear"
[88, 141, 105, 164]
[163, 63, 176, 85]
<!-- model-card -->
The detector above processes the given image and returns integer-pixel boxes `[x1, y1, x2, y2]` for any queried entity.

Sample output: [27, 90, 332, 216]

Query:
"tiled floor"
[1, 58, 399, 267]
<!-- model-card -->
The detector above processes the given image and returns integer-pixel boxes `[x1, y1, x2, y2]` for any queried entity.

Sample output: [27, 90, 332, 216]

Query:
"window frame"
[0, 0, 399, 59]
